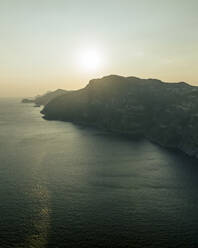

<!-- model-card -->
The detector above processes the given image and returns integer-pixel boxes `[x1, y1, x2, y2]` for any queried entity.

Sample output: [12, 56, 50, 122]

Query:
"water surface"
[0, 98, 198, 248]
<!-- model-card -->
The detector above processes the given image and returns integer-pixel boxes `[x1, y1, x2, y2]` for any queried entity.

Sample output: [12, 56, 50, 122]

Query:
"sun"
[78, 48, 103, 72]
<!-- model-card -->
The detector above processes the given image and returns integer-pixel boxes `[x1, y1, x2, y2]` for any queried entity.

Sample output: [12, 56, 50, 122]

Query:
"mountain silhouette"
[40, 75, 198, 158]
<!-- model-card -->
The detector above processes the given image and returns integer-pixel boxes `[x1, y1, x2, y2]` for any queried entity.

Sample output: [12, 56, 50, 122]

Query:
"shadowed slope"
[41, 75, 198, 157]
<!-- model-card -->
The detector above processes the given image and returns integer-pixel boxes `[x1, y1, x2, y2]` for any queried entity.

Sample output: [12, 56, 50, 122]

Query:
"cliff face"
[41, 75, 198, 158]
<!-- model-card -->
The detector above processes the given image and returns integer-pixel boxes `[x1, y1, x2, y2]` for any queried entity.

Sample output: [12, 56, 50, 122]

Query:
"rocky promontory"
[22, 89, 67, 107]
[41, 75, 198, 158]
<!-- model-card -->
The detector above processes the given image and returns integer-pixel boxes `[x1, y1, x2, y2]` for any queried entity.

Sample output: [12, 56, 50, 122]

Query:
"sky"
[0, 0, 198, 97]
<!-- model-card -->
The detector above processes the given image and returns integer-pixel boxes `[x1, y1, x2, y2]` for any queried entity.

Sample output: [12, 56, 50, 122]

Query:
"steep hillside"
[41, 75, 198, 157]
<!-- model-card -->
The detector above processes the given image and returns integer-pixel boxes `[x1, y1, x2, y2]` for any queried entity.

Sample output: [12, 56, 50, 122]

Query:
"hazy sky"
[1, 0, 198, 97]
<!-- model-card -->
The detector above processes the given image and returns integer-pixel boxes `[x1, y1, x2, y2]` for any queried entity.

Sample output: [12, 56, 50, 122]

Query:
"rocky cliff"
[41, 75, 198, 158]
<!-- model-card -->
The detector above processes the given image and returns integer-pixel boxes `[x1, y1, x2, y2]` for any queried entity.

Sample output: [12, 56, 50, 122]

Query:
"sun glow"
[77, 48, 103, 72]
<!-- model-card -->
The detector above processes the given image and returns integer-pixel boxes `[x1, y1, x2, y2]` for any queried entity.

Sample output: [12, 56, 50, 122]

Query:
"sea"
[0, 98, 198, 248]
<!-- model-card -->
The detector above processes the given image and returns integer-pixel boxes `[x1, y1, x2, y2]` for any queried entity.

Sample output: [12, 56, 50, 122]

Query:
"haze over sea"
[1, 98, 198, 248]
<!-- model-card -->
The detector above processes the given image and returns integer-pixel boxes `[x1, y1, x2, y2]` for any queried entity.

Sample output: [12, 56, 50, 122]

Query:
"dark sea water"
[1, 98, 198, 248]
